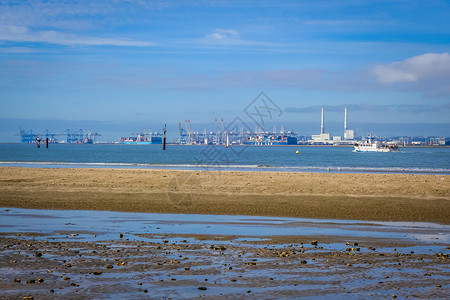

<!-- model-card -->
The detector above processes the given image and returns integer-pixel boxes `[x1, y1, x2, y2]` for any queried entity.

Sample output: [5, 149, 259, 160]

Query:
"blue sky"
[0, 0, 449, 139]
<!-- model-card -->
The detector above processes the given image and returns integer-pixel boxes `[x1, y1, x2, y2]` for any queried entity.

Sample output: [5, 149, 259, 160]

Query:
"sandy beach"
[0, 167, 449, 223]
[1, 167, 449, 298]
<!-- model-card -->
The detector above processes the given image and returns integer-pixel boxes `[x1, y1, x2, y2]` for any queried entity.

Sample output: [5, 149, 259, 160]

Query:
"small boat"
[353, 137, 399, 152]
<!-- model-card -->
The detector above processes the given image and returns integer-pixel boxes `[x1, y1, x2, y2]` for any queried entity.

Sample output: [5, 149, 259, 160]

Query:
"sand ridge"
[0, 167, 449, 223]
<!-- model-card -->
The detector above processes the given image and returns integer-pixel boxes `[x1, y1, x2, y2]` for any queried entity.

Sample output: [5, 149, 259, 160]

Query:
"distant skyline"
[1, 0, 449, 140]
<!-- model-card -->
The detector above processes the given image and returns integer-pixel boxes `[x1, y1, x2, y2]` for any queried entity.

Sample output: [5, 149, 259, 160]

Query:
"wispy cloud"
[0, 25, 157, 47]
[202, 29, 282, 47]
[0, 46, 38, 53]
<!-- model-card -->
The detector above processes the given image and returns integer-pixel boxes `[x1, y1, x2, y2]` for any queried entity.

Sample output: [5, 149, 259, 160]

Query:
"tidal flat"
[1, 208, 449, 299]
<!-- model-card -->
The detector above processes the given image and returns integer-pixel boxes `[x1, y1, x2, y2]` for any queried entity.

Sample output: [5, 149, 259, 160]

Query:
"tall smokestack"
[321, 107, 324, 134]
[344, 107, 348, 132]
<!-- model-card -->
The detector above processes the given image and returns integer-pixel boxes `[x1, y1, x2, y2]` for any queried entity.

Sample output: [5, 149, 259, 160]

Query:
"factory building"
[310, 107, 332, 144]
[343, 107, 355, 140]
[309, 106, 356, 145]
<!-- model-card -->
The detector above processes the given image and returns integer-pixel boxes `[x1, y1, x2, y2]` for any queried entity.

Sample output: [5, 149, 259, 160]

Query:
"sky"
[0, 0, 449, 141]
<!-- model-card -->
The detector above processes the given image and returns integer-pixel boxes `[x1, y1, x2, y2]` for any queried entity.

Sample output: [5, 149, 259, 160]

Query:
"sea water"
[0, 143, 449, 174]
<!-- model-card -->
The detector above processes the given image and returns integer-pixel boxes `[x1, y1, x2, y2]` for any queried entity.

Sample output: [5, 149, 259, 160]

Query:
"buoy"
[296, 150, 299, 154]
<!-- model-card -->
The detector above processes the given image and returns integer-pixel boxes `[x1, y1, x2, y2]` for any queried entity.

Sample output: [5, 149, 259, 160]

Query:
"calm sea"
[0, 143, 449, 174]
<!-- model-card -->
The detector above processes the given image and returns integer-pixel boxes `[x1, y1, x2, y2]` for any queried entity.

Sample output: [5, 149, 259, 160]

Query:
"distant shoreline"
[0, 142, 448, 148]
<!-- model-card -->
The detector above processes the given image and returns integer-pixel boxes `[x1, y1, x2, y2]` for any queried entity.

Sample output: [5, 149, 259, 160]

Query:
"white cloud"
[0, 25, 157, 47]
[372, 52, 450, 84]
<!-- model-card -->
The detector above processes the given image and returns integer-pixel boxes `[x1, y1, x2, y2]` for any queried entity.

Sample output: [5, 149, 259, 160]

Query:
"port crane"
[17, 128, 100, 144]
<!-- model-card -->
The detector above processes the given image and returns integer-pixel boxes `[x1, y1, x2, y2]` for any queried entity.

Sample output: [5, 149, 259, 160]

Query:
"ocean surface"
[0, 143, 449, 174]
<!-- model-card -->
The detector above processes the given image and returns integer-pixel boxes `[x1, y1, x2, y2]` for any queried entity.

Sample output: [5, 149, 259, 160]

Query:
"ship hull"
[353, 145, 399, 152]
[120, 141, 160, 145]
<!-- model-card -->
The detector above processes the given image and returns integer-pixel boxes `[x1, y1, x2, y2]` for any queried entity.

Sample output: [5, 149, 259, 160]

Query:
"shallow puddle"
[1, 208, 448, 243]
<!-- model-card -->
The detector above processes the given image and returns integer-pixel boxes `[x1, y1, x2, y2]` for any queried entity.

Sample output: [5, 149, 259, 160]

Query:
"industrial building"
[309, 107, 356, 145]
[310, 107, 332, 144]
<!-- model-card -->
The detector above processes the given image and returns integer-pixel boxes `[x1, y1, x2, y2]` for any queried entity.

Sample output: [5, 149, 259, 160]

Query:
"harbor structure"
[18, 128, 100, 144]
[177, 119, 297, 145]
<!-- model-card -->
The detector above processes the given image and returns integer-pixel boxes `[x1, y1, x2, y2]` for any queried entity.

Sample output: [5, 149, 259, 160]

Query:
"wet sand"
[0, 167, 449, 223]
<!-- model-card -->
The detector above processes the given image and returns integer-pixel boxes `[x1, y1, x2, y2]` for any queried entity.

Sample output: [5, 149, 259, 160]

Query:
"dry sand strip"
[0, 167, 449, 224]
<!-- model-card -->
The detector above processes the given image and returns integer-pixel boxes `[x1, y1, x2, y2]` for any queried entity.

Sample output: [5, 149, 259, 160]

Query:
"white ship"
[354, 138, 399, 152]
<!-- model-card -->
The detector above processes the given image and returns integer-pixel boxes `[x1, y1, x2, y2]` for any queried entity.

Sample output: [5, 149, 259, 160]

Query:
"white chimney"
[321, 107, 324, 134]
[344, 107, 348, 132]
